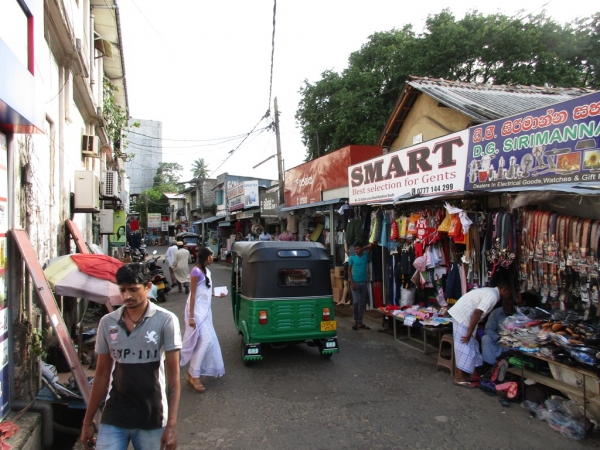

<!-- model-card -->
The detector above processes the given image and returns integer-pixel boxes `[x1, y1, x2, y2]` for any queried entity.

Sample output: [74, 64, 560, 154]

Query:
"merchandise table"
[389, 313, 452, 354]
[508, 351, 600, 422]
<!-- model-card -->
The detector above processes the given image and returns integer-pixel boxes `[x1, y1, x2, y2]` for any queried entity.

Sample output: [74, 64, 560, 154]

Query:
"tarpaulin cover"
[70, 254, 123, 282]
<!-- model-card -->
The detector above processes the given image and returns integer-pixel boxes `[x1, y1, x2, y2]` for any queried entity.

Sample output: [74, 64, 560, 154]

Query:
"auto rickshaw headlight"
[322, 307, 331, 321]
[259, 310, 267, 324]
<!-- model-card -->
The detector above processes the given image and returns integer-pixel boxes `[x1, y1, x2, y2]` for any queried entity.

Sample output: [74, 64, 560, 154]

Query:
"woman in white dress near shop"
[181, 247, 225, 392]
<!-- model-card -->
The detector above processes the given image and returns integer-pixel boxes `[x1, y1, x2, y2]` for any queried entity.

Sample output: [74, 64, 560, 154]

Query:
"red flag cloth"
[129, 220, 140, 231]
[70, 254, 124, 282]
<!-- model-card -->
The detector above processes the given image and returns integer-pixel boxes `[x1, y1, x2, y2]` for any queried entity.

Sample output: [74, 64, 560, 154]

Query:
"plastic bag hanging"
[444, 202, 473, 235]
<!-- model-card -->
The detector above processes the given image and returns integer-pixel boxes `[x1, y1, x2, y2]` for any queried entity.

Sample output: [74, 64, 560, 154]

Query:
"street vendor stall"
[349, 90, 600, 439]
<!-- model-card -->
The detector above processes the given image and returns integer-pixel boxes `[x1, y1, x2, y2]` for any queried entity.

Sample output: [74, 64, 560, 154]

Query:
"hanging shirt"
[285, 214, 299, 233]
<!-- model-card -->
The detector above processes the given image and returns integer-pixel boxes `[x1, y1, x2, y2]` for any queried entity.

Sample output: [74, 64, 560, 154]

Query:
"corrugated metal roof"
[378, 76, 595, 148]
[408, 77, 592, 122]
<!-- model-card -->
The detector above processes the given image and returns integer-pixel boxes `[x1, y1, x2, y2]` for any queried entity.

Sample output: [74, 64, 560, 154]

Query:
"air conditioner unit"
[81, 134, 99, 156]
[74, 170, 100, 212]
[98, 209, 114, 234]
[102, 171, 118, 197]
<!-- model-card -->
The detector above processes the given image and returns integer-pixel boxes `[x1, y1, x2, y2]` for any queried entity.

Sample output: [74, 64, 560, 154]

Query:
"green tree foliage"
[192, 158, 209, 179]
[153, 162, 183, 187]
[135, 184, 177, 230]
[102, 78, 138, 160]
[296, 10, 600, 160]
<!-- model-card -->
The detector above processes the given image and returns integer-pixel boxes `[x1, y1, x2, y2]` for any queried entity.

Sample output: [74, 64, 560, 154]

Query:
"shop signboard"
[228, 180, 258, 211]
[348, 130, 469, 205]
[161, 221, 169, 232]
[237, 209, 259, 219]
[286, 145, 382, 206]
[244, 180, 259, 208]
[147, 213, 161, 228]
[109, 210, 127, 247]
[465, 91, 600, 190]
[260, 191, 278, 217]
[0, 133, 9, 419]
[227, 182, 245, 212]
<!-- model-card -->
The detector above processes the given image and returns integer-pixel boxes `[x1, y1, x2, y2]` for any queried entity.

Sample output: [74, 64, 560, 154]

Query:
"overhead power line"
[126, 127, 270, 145]
[210, 114, 271, 176]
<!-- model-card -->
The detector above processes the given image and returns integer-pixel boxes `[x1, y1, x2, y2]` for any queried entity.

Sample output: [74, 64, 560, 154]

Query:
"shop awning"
[393, 191, 468, 204]
[234, 208, 260, 215]
[193, 216, 224, 225]
[280, 198, 347, 212]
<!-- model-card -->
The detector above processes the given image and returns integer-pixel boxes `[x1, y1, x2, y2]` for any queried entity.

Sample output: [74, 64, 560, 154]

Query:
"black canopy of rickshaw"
[231, 241, 333, 299]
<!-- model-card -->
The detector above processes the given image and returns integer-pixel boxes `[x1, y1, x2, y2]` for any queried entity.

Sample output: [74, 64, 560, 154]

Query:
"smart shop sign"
[348, 130, 469, 204]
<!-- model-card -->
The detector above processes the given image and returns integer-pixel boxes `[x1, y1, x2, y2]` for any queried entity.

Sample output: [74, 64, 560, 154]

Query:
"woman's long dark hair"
[196, 247, 214, 287]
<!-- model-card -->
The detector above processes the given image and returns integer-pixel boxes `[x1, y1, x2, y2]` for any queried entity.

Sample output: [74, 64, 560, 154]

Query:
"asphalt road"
[149, 247, 599, 450]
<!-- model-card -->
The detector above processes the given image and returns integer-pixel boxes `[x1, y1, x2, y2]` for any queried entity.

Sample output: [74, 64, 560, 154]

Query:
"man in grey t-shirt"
[80, 263, 182, 450]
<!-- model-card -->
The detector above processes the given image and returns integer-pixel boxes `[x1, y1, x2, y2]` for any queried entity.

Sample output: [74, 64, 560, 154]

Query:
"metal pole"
[200, 180, 205, 246]
[274, 97, 284, 205]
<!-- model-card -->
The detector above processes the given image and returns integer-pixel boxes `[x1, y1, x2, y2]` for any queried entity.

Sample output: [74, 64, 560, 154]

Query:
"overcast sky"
[118, 0, 598, 183]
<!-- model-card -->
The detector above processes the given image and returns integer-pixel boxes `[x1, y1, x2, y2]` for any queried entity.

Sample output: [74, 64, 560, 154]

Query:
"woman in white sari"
[180, 247, 225, 392]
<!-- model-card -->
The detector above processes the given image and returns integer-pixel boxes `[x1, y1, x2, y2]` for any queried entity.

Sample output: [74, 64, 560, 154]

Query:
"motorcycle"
[139, 243, 148, 260]
[147, 251, 170, 302]
[131, 248, 143, 263]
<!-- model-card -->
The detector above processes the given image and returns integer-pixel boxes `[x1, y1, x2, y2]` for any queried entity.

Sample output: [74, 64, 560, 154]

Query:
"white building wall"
[124, 119, 162, 195]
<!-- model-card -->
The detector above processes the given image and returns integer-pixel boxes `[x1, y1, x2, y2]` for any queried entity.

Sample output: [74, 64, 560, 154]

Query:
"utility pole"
[200, 180, 205, 246]
[274, 97, 285, 205]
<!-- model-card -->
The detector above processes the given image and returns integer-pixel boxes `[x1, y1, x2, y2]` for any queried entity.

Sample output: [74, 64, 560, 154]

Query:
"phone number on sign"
[411, 184, 454, 196]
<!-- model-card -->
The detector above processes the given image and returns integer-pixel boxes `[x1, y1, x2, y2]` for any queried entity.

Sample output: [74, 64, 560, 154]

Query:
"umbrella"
[44, 254, 124, 305]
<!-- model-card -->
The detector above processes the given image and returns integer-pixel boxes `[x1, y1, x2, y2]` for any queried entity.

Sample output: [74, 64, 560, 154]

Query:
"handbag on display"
[438, 212, 452, 233]
[398, 217, 408, 239]
[407, 213, 420, 237]
[390, 219, 399, 240]
[448, 214, 461, 237]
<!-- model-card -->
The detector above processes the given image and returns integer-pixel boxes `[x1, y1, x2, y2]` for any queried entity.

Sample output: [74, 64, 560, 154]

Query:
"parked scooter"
[147, 250, 170, 302]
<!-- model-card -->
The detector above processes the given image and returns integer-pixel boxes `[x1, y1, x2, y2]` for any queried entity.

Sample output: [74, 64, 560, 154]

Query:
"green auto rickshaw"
[231, 241, 339, 364]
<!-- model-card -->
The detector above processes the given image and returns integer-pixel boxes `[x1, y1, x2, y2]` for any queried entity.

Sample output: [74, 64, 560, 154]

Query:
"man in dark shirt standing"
[348, 241, 372, 331]
[80, 264, 182, 450]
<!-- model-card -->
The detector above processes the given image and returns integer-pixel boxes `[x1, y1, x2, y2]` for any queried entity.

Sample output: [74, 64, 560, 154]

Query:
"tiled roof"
[378, 76, 594, 147]
[408, 76, 592, 121]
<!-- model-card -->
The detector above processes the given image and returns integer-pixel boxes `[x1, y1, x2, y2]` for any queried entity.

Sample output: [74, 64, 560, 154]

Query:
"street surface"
[149, 247, 599, 449]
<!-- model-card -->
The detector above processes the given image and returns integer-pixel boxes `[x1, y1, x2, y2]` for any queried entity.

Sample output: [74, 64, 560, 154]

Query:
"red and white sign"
[284, 145, 381, 206]
[348, 130, 470, 204]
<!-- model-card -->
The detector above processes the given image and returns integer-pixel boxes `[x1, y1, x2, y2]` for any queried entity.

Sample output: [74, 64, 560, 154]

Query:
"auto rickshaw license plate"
[320, 320, 337, 331]
[157, 283, 165, 289]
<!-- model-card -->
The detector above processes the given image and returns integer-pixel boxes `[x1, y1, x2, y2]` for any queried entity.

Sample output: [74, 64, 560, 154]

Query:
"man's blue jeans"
[351, 281, 368, 323]
[95, 423, 164, 450]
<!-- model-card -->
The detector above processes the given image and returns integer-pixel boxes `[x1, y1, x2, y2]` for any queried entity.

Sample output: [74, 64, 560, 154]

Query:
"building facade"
[124, 118, 163, 195]
[0, 0, 130, 409]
